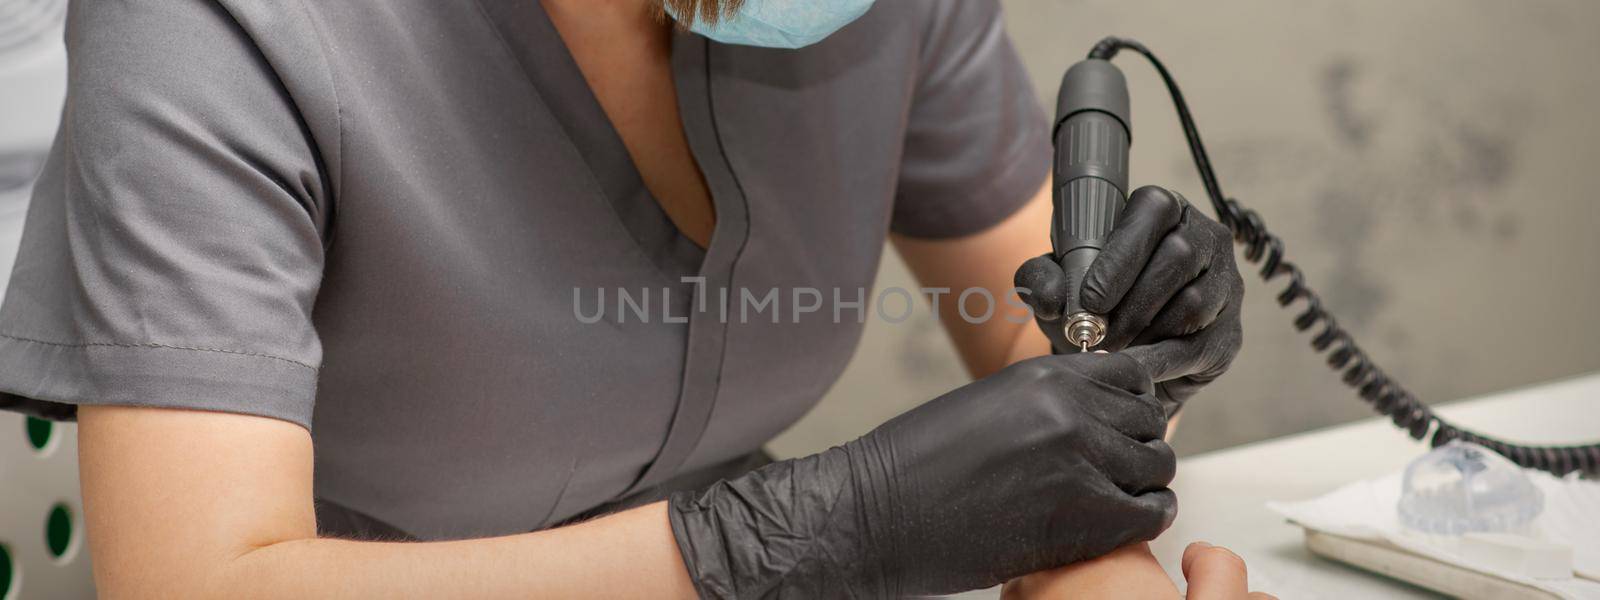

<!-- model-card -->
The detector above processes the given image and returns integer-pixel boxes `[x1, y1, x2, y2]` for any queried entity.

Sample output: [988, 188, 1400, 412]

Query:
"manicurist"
[0, 0, 1246, 596]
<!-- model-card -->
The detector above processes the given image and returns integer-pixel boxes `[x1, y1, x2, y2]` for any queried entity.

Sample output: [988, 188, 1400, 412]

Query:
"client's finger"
[1182, 542, 1249, 600]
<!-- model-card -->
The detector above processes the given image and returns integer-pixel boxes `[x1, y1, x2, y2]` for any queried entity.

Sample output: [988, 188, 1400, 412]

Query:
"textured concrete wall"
[770, 0, 1600, 458]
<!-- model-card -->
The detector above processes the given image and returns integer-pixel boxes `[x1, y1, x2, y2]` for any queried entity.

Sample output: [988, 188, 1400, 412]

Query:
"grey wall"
[769, 0, 1600, 459]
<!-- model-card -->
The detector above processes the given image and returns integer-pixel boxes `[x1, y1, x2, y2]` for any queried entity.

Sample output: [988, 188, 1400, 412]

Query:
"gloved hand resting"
[1015, 186, 1245, 416]
[669, 352, 1177, 598]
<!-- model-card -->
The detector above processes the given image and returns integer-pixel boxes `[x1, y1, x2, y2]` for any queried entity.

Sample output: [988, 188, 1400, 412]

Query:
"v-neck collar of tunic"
[477, 0, 711, 282]
[472, 0, 751, 501]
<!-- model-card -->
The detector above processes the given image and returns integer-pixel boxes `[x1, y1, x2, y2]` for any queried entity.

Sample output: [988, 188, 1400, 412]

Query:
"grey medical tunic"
[0, 0, 1047, 540]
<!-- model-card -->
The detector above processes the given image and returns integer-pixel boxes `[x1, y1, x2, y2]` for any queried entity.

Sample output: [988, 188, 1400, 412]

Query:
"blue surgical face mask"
[666, 0, 876, 49]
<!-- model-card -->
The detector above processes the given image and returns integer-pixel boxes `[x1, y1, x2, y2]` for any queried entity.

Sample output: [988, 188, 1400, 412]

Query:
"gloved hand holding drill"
[669, 190, 1246, 597]
[1017, 185, 1245, 417]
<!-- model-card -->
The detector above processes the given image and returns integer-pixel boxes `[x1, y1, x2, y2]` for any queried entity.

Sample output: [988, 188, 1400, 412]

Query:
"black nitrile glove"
[669, 352, 1177, 598]
[1016, 186, 1245, 416]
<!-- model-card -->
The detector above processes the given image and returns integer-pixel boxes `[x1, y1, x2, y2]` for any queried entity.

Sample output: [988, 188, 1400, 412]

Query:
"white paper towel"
[1269, 470, 1600, 599]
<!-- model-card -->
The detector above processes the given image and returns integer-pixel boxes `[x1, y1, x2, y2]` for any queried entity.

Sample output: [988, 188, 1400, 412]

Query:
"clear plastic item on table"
[1397, 441, 1545, 535]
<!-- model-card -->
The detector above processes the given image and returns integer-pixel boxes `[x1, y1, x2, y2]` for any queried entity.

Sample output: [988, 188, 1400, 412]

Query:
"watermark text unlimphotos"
[574, 278, 1037, 325]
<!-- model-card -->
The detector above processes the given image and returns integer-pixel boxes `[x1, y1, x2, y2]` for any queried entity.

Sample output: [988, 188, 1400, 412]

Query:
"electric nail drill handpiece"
[1050, 58, 1132, 352]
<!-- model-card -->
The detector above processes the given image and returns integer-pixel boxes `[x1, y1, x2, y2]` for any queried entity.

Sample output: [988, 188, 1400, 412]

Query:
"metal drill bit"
[1080, 340, 1089, 353]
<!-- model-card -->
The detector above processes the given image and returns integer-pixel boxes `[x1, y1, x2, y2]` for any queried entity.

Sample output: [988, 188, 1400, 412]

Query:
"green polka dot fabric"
[0, 543, 14, 599]
[44, 505, 72, 560]
[1, 413, 94, 598]
[24, 419, 50, 453]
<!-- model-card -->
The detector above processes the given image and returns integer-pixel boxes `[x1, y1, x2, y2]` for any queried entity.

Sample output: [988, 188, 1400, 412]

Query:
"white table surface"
[960, 371, 1600, 599]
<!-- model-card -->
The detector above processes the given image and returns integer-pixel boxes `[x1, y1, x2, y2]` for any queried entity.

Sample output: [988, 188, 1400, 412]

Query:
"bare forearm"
[1003, 320, 1052, 366]
[1002, 543, 1178, 600]
[211, 503, 693, 600]
[185, 505, 697, 599]
[78, 406, 696, 599]
[894, 180, 1054, 379]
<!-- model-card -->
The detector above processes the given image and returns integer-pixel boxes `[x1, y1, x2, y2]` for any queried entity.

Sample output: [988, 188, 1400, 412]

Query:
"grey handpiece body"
[1052, 58, 1132, 334]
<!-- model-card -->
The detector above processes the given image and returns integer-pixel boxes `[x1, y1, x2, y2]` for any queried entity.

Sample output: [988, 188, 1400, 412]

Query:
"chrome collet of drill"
[1064, 312, 1107, 353]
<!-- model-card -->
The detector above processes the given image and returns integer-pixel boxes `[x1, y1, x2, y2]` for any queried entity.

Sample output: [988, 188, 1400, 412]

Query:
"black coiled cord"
[1088, 36, 1600, 477]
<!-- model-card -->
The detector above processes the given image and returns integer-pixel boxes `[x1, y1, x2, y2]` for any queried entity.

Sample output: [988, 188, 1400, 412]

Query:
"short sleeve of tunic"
[0, 0, 332, 429]
[890, 0, 1050, 239]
